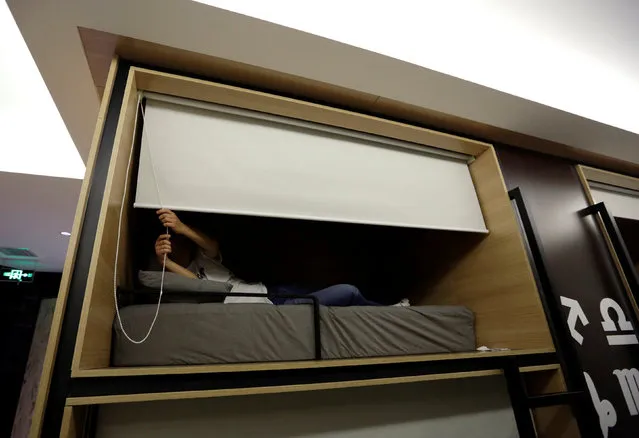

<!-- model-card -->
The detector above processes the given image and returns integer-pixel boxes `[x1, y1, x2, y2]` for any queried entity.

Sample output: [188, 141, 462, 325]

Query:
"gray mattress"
[113, 304, 475, 366]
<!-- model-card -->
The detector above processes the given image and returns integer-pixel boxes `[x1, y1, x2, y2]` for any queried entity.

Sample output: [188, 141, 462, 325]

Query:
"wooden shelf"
[64, 349, 558, 407]
[73, 348, 555, 378]
[68, 368, 557, 406]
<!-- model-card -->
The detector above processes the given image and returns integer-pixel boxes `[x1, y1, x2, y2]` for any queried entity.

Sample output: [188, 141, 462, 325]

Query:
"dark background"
[0, 272, 60, 437]
[132, 208, 481, 305]
[616, 218, 639, 268]
[496, 145, 639, 437]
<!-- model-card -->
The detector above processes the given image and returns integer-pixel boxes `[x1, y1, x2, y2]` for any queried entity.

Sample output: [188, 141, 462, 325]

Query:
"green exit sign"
[1, 268, 35, 283]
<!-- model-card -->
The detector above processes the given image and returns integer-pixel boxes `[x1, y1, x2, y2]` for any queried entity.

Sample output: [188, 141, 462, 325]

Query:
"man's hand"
[155, 234, 172, 263]
[157, 209, 187, 234]
[153, 233, 197, 279]
[156, 208, 219, 259]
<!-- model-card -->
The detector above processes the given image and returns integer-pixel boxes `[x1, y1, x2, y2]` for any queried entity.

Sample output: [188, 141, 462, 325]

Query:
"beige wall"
[96, 376, 518, 438]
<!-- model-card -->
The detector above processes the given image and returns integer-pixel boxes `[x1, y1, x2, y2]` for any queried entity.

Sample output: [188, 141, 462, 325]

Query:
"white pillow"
[137, 270, 231, 293]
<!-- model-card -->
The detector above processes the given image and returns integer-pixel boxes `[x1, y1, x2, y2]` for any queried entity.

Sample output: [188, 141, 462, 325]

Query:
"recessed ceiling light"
[60, 231, 71, 236]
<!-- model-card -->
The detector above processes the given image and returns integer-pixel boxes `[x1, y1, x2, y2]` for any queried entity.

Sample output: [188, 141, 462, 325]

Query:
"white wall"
[96, 376, 519, 438]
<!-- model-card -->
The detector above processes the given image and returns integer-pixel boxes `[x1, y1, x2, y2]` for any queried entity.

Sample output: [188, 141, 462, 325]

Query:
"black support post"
[503, 360, 536, 438]
[40, 61, 132, 438]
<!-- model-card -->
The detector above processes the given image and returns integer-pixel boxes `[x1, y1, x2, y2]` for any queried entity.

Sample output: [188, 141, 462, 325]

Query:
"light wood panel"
[59, 407, 81, 438]
[72, 348, 555, 378]
[71, 69, 140, 372]
[419, 147, 554, 350]
[78, 28, 639, 178]
[133, 68, 490, 157]
[521, 364, 561, 373]
[59, 406, 88, 438]
[580, 165, 639, 192]
[28, 58, 120, 438]
[59, 407, 74, 438]
[67, 366, 554, 406]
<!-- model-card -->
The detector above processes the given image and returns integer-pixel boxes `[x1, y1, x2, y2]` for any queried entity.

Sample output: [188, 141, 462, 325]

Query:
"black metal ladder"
[501, 356, 589, 438]
[580, 202, 639, 321]
[509, 188, 602, 438]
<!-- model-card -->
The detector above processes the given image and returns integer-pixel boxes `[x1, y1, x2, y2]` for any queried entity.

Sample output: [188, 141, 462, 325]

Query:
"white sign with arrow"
[561, 296, 589, 345]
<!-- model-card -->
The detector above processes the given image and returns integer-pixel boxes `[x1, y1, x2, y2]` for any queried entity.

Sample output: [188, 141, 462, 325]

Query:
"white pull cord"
[113, 94, 166, 344]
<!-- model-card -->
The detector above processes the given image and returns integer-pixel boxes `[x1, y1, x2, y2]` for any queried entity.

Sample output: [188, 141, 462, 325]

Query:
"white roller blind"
[135, 95, 487, 233]
[591, 182, 639, 221]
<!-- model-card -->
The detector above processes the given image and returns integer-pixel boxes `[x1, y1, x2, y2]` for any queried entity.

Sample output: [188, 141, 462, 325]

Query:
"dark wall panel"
[496, 145, 639, 437]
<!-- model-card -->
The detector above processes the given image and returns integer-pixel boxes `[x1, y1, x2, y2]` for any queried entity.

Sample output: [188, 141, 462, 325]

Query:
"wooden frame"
[66, 362, 560, 406]
[71, 69, 139, 372]
[579, 166, 639, 193]
[421, 148, 553, 350]
[59, 406, 88, 438]
[576, 165, 639, 318]
[28, 58, 121, 438]
[61, 363, 567, 438]
[74, 348, 553, 378]
[56, 363, 566, 438]
[68, 65, 554, 378]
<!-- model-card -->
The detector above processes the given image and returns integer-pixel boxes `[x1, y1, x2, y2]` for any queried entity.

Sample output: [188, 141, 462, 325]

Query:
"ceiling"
[3, 0, 639, 272]
[0, 3, 85, 180]
[196, 0, 639, 136]
[0, 172, 80, 271]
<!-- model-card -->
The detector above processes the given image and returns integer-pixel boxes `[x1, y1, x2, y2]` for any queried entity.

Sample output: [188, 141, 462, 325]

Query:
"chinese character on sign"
[1, 269, 34, 282]
[9, 269, 23, 280]
[560, 296, 638, 347]
[584, 372, 617, 438]
[601, 298, 638, 346]
[614, 368, 639, 416]
[561, 295, 639, 436]
[561, 296, 589, 344]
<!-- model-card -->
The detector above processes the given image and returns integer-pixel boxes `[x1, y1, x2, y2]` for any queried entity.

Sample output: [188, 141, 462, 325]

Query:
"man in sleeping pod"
[153, 209, 409, 307]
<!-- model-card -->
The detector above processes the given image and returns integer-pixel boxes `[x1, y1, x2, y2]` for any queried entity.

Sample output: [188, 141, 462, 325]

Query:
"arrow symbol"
[560, 296, 589, 345]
